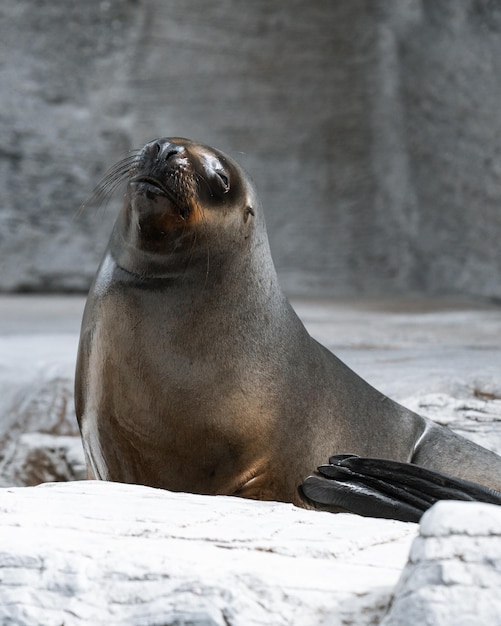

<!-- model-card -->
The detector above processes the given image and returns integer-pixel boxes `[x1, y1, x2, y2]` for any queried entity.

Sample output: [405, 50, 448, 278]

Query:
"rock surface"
[2, 433, 86, 487]
[382, 501, 501, 625]
[0, 329, 82, 487]
[2, 1, 501, 297]
[0, 481, 417, 626]
[0, 484, 500, 625]
[1, 0, 139, 291]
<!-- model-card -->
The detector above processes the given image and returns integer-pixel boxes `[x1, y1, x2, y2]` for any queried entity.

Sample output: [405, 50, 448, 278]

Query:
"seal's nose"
[144, 139, 185, 162]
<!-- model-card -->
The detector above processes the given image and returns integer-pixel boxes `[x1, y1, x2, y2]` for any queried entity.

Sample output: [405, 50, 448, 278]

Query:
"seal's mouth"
[129, 174, 193, 222]
[130, 175, 175, 200]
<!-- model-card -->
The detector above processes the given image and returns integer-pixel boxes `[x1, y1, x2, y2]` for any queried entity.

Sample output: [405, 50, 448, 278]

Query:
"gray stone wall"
[1, 0, 501, 298]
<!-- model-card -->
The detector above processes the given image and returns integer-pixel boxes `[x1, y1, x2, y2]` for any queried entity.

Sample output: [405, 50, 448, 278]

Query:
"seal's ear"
[244, 206, 255, 223]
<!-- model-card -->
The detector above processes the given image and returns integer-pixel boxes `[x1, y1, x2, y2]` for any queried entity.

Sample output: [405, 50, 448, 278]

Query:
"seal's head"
[103, 137, 260, 277]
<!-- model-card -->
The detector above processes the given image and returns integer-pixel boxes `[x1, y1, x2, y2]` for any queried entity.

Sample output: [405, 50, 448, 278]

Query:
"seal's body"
[76, 138, 501, 517]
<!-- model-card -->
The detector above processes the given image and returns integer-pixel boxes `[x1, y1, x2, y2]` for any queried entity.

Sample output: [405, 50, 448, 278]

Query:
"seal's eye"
[200, 154, 230, 197]
[216, 170, 230, 193]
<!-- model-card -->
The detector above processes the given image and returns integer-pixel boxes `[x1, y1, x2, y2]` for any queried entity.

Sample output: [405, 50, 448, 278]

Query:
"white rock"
[0, 433, 86, 487]
[0, 481, 417, 626]
[0, 335, 79, 439]
[382, 501, 501, 626]
[0, 334, 81, 486]
[401, 391, 501, 455]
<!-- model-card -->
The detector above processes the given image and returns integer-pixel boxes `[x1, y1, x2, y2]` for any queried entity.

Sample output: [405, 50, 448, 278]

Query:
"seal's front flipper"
[299, 455, 501, 523]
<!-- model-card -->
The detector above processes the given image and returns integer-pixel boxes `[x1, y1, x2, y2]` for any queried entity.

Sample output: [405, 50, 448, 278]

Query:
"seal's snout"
[126, 138, 199, 233]
[126, 136, 250, 235]
[144, 139, 185, 163]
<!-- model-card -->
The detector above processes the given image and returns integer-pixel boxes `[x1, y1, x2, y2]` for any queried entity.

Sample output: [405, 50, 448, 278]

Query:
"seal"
[75, 137, 501, 521]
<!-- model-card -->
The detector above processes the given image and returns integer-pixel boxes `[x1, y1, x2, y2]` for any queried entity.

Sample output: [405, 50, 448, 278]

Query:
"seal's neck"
[108, 204, 282, 307]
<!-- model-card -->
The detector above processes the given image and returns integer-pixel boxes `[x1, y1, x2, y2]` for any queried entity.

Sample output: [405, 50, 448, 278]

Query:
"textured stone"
[0, 481, 416, 626]
[2, 1, 501, 297]
[1, 433, 86, 487]
[382, 501, 501, 625]
[1, 485, 500, 625]
[0, 329, 81, 487]
[0, 0, 139, 291]
[396, 0, 501, 298]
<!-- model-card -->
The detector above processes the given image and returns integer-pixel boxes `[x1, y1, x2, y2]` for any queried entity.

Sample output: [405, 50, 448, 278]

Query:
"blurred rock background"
[2, 0, 501, 298]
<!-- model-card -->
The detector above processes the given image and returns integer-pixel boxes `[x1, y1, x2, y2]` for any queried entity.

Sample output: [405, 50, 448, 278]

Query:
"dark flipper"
[300, 455, 501, 523]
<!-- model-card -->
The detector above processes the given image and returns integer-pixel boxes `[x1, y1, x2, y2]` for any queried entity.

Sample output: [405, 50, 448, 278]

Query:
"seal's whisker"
[95, 155, 140, 186]
[79, 157, 139, 213]
[84, 179, 127, 214]
[194, 171, 211, 196]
